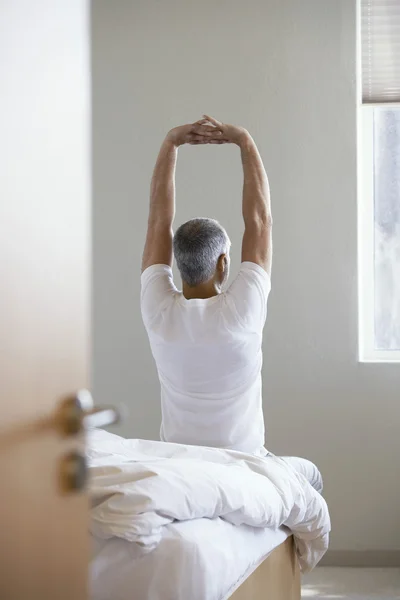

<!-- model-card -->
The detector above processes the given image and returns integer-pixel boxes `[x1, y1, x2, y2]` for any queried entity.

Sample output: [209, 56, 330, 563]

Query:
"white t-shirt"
[140, 261, 271, 455]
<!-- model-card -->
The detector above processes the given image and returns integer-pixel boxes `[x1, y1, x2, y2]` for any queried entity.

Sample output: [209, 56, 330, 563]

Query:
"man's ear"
[217, 254, 227, 273]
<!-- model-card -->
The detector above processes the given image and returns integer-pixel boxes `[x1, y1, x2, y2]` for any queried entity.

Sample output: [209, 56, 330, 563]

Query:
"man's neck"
[182, 280, 220, 300]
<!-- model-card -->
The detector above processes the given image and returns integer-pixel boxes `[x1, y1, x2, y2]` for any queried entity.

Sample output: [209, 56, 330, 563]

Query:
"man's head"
[173, 218, 231, 289]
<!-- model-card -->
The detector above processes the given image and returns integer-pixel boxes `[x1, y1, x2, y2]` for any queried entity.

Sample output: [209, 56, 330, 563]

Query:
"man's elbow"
[147, 216, 174, 231]
[244, 212, 273, 230]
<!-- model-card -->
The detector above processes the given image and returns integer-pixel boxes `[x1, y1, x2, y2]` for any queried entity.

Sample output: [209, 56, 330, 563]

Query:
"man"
[141, 115, 322, 492]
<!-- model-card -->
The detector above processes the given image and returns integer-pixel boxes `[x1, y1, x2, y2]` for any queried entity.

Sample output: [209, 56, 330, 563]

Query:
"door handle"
[58, 389, 120, 436]
[60, 451, 88, 493]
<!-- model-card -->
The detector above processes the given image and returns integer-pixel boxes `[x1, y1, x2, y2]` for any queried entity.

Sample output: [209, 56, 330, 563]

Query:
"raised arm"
[203, 116, 273, 275]
[239, 133, 272, 274]
[142, 121, 218, 272]
[141, 138, 176, 272]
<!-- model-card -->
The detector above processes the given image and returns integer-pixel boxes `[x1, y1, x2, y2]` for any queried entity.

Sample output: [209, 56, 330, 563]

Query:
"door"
[0, 2, 91, 598]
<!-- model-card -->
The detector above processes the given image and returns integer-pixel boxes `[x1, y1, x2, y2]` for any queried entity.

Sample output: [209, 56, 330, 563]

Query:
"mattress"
[90, 519, 289, 600]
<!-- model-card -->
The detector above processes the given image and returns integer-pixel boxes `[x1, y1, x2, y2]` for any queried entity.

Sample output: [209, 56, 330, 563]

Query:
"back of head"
[173, 218, 230, 287]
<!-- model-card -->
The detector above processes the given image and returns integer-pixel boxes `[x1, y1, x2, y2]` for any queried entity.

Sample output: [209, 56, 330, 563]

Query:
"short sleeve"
[141, 264, 177, 328]
[226, 262, 271, 332]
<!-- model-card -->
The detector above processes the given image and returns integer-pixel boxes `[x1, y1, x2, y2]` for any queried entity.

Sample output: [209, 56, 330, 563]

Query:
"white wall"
[92, 0, 400, 552]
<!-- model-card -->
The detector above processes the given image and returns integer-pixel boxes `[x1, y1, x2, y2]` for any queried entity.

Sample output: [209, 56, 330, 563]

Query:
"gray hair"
[173, 218, 230, 287]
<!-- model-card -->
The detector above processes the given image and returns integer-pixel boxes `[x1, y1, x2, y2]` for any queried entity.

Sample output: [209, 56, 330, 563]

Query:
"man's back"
[141, 261, 271, 455]
[139, 118, 324, 494]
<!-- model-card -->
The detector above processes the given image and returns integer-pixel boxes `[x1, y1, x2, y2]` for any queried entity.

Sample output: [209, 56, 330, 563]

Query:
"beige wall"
[92, 0, 400, 552]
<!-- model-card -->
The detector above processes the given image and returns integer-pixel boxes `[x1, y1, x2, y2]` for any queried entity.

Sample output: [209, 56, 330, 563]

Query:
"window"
[358, 0, 400, 362]
[359, 108, 400, 361]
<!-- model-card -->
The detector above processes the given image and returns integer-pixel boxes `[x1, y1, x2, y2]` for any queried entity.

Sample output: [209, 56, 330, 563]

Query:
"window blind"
[361, 0, 400, 103]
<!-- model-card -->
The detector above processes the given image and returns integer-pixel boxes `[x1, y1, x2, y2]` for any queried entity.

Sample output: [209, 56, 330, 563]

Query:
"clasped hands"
[167, 115, 249, 148]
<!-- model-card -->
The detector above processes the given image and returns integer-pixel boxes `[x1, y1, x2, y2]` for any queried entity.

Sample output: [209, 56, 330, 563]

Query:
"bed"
[90, 522, 299, 600]
[230, 536, 300, 600]
[88, 430, 327, 600]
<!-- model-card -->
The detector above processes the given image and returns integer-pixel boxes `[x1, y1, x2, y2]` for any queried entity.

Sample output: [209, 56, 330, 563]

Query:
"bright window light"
[358, 107, 400, 362]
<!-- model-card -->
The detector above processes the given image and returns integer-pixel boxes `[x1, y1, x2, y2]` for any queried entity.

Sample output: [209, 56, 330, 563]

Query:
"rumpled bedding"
[87, 429, 330, 572]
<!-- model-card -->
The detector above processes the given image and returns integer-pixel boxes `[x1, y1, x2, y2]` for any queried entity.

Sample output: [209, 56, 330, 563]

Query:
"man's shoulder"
[232, 261, 271, 285]
[224, 262, 271, 332]
[141, 264, 177, 329]
[226, 262, 271, 299]
[141, 263, 174, 286]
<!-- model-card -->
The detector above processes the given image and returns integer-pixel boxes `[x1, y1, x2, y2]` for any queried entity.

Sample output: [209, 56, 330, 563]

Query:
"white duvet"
[87, 430, 330, 573]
